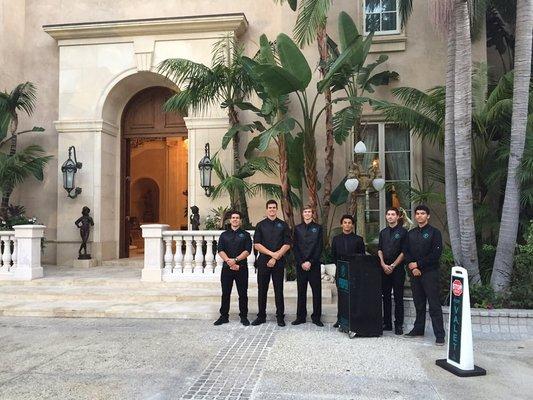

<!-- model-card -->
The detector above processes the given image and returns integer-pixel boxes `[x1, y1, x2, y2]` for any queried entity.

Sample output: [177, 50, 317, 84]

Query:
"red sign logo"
[452, 279, 463, 297]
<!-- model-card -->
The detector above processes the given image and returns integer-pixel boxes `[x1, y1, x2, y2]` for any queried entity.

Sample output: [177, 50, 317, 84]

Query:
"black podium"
[337, 255, 383, 337]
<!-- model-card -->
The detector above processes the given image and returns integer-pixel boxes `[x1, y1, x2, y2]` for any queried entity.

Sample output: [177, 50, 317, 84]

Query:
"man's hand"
[302, 261, 311, 271]
[271, 251, 281, 260]
[412, 268, 421, 277]
[408, 262, 418, 271]
[226, 258, 236, 268]
[267, 258, 276, 268]
[382, 264, 393, 275]
[231, 264, 240, 271]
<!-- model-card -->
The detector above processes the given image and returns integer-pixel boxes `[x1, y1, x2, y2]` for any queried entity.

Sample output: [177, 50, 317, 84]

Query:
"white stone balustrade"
[0, 225, 45, 281]
[141, 225, 256, 282]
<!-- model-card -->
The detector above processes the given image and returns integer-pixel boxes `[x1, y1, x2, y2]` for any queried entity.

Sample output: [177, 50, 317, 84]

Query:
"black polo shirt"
[331, 232, 365, 264]
[403, 224, 442, 271]
[217, 227, 252, 267]
[293, 221, 323, 265]
[378, 224, 408, 264]
[253, 217, 291, 256]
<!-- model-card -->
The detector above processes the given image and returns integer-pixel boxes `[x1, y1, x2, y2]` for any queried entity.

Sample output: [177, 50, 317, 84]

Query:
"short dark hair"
[340, 214, 355, 224]
[302, 204, 314, 212]
[266, 199, 278, 208]
[414, 204, 430, 214]
[386, 207, 400, 215]
[228, 210, 242, 219]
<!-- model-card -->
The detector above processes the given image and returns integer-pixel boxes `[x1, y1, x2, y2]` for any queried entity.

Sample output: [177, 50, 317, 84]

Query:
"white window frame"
[363, 0, 401, 36]
[354, 122, 414, 232]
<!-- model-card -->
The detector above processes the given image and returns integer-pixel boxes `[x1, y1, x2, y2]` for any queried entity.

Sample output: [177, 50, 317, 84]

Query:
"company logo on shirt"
[423, 232, 430, 239]
[276, 222, 283, 228]
[238, 233, 245, 238]
[394, 232, 401, 240]
[311, 227, 318, 233]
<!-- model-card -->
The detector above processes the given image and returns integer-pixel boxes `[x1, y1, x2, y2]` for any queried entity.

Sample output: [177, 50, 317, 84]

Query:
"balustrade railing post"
[173, 235, 184, 273]
[141, 224, 169, 282]
[13, 225, 45, 280]
[183, 236, 194, 274]
[163, 236, 173, 276]
[204, 236, 215, 273]
[194, 236, 205, 273]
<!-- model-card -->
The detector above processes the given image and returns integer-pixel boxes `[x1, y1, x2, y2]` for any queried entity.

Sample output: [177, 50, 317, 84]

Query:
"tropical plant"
[158, 36, 256, 225]
[491, 0, 532, 292]
[0, 82, 49, 219]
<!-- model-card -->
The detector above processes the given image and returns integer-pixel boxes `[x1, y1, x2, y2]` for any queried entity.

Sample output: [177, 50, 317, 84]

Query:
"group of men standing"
[213, 200, 445, 346]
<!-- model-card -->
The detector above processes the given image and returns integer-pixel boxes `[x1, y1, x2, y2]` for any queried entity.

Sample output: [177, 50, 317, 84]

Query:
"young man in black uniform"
[403, 205, 445, 345]
[331, 214, 365, 328]
[252, 200, 292, 327]
[214, 211, 252, 326]
[292, 205, 324, 327]
[378, 207, 408, 335]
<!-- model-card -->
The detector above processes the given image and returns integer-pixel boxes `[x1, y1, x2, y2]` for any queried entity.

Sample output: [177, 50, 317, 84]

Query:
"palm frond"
[293, 0, 332, 47]
[332, 106, 356, 144]
[0, 145, 52, 192]
[399, 0, 414, 28]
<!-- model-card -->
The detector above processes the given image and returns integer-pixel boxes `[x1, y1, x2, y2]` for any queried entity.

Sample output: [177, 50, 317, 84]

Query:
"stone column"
[141, 224, 169, 282]
[13, 225, 46, 280]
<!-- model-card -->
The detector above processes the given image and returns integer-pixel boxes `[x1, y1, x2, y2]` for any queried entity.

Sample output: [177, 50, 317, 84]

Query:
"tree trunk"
[0, 115, 18, 220]
[278, 132, 295, 230]
[317, 25, 334, 230]
[356, 194, 365, 242]
[453, 0, 480, 283]
[228, 106, 250, 226]
[491, 0, 532, 292]
[303, 122, 319, 216]
[444, 10, 463, 266]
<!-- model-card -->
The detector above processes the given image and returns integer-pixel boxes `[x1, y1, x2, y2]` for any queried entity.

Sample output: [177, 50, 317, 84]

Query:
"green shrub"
[506, 222, 533, 309]
[470, 284, 504, 309]
[478, 244, 496, 284]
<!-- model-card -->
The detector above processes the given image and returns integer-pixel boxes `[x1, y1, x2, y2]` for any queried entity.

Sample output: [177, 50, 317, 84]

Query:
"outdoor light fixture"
[198, 143, 214, 197]
[61, 146, 82, 199]
[345, 177, 359, 193]
[353, 140, 367, 154]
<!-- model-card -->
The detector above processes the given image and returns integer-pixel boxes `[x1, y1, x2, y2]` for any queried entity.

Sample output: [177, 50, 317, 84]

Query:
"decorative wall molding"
[43, 13, 248, 41]
[54, 120, 119, 137]
[370, 34, 408, 53]
[183, 117, 229, 130]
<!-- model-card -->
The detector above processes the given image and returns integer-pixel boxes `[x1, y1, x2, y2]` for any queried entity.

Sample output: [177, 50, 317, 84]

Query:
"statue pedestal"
[73, 259, 98, 268]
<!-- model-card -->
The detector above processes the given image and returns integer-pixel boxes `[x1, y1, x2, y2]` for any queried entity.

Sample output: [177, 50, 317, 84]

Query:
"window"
[364, 0, 400, 35]
[355, 123, 412, 240]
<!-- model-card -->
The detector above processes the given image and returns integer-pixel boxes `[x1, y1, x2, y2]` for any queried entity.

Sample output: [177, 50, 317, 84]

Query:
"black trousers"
[296, 263, 322, 321]
[382, 266, 405, 328]
[410, 268, 445, 339]
[219, 265, 248, 318]
[256, 261, 285, 319]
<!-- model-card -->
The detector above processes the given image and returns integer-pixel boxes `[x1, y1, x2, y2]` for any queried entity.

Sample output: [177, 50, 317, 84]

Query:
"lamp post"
[198, 143, 213, 197]
[61, 146, 82, 199]
[345, 140, 385, 241]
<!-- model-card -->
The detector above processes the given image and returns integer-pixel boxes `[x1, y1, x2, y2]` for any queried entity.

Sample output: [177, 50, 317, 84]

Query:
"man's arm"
[253, 223, 274, 257]
[417, 229, 443, 269]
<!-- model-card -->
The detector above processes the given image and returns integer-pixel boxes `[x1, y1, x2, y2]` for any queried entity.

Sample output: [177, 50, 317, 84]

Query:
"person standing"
[330, 214, 365, 328]
[378, 207, 408, 335]
[404, 205, 445, 346]
[252, 200, 292, 327]
[214, 211, 252, 326]
[292, 205, 324, 327]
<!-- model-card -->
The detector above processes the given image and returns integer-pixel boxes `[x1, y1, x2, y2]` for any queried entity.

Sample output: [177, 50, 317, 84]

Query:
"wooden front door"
[119, 86, 187, 258]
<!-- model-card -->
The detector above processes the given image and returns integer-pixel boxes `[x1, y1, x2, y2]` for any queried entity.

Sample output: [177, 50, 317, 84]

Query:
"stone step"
[0, 298, 339, 322]
[0, 282, 334, 303]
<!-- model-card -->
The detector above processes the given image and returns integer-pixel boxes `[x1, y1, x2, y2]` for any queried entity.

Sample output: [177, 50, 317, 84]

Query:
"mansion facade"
[0, 0, 486, 266]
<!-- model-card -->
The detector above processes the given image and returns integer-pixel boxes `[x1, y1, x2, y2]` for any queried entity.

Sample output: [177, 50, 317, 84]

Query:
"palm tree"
[158, 36, 256, 225]
[491, 0, 532, 292]
[0, 82, 47, 219]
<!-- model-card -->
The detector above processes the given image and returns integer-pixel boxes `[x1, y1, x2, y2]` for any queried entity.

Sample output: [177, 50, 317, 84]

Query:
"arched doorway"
[120, 86, 188, 258]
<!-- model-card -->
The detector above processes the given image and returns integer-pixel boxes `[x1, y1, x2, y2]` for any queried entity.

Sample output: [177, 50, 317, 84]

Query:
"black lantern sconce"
[61, 146, 82, 199]
[198, 143, 214, 197]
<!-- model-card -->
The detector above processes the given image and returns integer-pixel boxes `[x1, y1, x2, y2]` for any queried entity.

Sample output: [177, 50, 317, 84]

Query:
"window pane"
[381, 12, 397, 31]
[385, 124, 410, 151]
[366, 13, 380, 32]
[365, 0, 381, 13]
[361, 124, 378, 152]
[364, 211, 381, 242]
[362, 152, 379, 171]
[386, 182, 411, 211]
[385, 152, 410, 180]
[382, 0, 397, 12]
[366, 189, 380, 210]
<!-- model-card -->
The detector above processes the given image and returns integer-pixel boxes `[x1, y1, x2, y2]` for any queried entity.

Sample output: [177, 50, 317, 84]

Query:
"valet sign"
[436, 266, 487, 377]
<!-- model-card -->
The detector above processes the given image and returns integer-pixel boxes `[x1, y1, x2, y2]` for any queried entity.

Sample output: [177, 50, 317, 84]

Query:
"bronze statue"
[75, 206, 94, 259]
[190, 206, 200, 230]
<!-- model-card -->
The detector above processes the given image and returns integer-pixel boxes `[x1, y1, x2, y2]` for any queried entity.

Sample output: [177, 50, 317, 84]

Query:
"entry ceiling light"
[198, 143, 214, 197]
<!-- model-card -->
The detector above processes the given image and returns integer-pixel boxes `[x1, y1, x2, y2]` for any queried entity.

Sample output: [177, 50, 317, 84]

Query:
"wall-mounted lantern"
[198, 143, 213, 197]
[61, 146, 82, 199]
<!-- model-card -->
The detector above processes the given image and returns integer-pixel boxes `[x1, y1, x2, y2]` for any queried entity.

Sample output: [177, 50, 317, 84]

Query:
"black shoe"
[404, 329, 424, 337]
[277, 318, 286, 327]
[383, 324, 393, 331]
[291, 319, 306, 325]
[213, 316, 229, 326]
[435, 337, 445, 346]
[240, 317, 250, 326]
[395, 326, 403, 335]
[312, 320, 324, 327]
[251, 317, 266, 326]
[333, 321, 340, 328]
